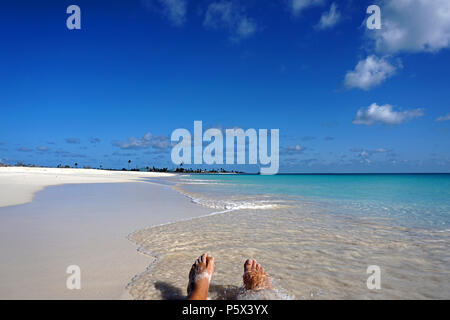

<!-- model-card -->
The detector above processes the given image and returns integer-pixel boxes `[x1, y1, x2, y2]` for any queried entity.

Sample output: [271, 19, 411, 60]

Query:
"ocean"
[128, 174, 450, 299]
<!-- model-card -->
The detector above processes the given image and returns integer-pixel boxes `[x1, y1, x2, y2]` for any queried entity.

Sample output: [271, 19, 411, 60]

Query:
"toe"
[251, 260, 257, 270]
[198, 253, 206, 265]
[244, 259, 253, 272]
[206, 256, 215, 274]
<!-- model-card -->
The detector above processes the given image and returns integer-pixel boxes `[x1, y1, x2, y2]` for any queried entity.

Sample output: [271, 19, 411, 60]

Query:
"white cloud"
[113, 133, 170, 150]
[344, 55, 396, 90]
[352, 103, 424, 125]
[436, 113, 450, 122]
[348, 0, 450, 89]
[235, 17, 257, 39]
[283, 144, 307, 156]
[65, 137, 80, 144]
[36, 146, 49, 152]
[203, 1, 257, 41]
[54, 150, 87, 159]
[142, 0, 187, 26]
[316, 2, 341, 30]
[290, 0, 324, 16]
[368, 0, 450, 54]
[350, 147, 392, 164]
[288, 145, 304, 152]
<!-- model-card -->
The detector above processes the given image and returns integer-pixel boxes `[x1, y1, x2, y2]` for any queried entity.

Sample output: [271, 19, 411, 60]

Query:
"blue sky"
[0, 0, 449, 172]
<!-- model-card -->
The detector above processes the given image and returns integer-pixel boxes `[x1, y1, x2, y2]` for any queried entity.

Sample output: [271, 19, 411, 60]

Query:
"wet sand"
[0, 177, 213, 299]
[129, 206, 450, 300]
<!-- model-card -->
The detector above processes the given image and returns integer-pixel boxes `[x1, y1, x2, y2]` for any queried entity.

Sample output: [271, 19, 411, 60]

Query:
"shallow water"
[129, 174, 450, 299]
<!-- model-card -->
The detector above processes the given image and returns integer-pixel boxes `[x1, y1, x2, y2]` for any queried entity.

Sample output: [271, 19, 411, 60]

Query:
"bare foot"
[187, 253, 215, 300]
[243, 259, 273, 291]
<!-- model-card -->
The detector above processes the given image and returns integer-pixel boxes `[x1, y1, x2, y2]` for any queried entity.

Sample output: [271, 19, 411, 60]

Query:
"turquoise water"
[132, 173, 450, 299]
[178, 174, 450, 229]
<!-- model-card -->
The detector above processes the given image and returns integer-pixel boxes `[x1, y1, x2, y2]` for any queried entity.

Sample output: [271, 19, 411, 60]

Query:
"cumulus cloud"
[436, 114, 450, 122]
[283, 144, 306, 155]
[290, 0, 324, 16]
[350, 147, 392, 164]
[113, 133, 171, 150]
[352, 103, 424, 125]
[142, 0, 187, 26]
[316, 2, 341, 30]
[348, 0, 450, 89]
[65, 137, 80, 144]
[367, 0, 450, 54]
[36, 146, 49, 152]
[350, 147, 390, 155]
[89, 137, 101, 144]
[289, 144, 304, 151]
[54, 149, 87, 159]
[149, 135, 172, 150]
[203, 1, 258, 41]
[344, 55, 396, 90]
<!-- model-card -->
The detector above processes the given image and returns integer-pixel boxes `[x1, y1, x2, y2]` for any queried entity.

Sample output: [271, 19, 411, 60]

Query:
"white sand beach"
[0, 167, 212, 299]
[0, 166, 175, 208]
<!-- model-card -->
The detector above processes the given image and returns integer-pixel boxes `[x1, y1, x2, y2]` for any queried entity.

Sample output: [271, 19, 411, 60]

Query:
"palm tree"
[128, 160, 131, 170]
[74, 163, 78, 168]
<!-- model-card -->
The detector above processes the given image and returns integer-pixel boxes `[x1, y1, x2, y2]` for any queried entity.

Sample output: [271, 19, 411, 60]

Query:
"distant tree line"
[3, 161, 243, 174]
[173, 167, 242, 174]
